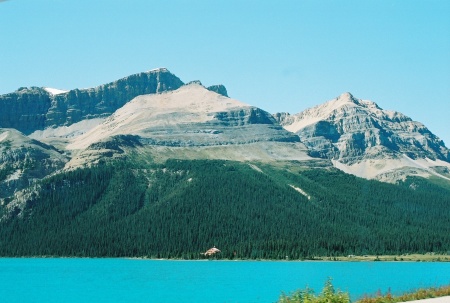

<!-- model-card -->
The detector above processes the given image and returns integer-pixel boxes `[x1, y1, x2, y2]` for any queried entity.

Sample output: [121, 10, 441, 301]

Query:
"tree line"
[0, 159, 449, 259]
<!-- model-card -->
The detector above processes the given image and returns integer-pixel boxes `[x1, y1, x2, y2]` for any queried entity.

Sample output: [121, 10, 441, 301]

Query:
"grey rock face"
[214, 107, 277, 126]
[134, 122, 300, 148]
[207, 84, 228, 97]
[63, 84, 303, 169]
[277, 92, 450, 165]
[0, 87, 52, 134]
[77, 86, 299, 148]
[272, 112, 290, 125]
[0, 68, 184, 135]
[0, 128, 68, 200]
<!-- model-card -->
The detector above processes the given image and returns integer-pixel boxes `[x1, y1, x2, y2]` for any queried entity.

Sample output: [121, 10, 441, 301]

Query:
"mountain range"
[2, 68, 449, 187]
[1, 68, 449, 258]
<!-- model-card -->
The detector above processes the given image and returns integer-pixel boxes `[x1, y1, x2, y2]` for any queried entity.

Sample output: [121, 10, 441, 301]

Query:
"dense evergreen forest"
[0, 158, 449, 259]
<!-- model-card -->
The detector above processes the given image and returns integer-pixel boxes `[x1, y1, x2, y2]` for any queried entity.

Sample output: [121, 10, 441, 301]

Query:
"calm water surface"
[0, 259, 449, 303]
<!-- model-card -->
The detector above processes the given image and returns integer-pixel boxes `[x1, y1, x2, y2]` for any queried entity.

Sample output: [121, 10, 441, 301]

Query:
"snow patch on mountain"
[248, 163, 264, 173]
[146, 67, 168, 73]
[43, 87, 68, 95]
[289, 185, 311, 200]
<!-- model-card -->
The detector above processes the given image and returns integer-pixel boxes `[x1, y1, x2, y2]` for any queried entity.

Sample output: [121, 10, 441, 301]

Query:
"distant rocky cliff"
[276, 92, 449, 164]
[0, 68, 184, 134]
[0, 87, 51, 135]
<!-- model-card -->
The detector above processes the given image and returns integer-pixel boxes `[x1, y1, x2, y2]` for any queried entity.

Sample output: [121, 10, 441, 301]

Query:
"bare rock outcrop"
[0, 68, 184, 135]
[276, 92, 450, 181]
[0, 128, 68, 201]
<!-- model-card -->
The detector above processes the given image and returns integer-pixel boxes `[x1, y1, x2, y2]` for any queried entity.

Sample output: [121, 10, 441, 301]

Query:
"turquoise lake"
[0, 259, 449, 303]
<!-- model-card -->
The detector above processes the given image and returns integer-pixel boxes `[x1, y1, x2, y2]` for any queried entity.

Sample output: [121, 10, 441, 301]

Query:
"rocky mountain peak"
[337, 92, 358, 104]
[325, 92, 383, 113]
[277, 93, 450, 181]
[66, 83, 300, 152]
[0, 69, 184, 135]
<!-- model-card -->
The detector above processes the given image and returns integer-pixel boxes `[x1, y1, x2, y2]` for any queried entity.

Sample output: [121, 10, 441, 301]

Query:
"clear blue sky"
[1, 0, 449, 146]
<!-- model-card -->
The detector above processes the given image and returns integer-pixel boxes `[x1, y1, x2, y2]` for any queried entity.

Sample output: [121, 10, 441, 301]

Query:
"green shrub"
[279, 278, 350, 303]
[279, 280, 450, 303]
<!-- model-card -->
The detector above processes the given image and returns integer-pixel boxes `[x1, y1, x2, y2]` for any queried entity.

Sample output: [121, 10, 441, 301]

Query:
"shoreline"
[319, 253, 450, 262]
[2, 253, 449, 262]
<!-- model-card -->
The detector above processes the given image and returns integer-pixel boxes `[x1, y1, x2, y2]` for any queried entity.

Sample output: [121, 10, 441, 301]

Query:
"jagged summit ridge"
[0, 68, 233, 135]
[0, 68, 184, 134]
[276, 92, 450, 181]
[1, 69, 449, 183]
[67, 83, 300, 151]
[274, 92, 387, 132]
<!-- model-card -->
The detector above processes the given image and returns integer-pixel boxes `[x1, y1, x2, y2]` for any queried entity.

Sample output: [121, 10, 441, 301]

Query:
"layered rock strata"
[0, 68, 184, 134]
[275, 92, 450, 180]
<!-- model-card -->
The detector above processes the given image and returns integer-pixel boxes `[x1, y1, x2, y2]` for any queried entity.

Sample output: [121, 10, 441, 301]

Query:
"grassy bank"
[278, 279, 450, 303]
[317, 253, 450, 262]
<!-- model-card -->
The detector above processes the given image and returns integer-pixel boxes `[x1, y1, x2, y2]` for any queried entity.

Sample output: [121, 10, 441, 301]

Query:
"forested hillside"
[0, 159, 449, 259]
